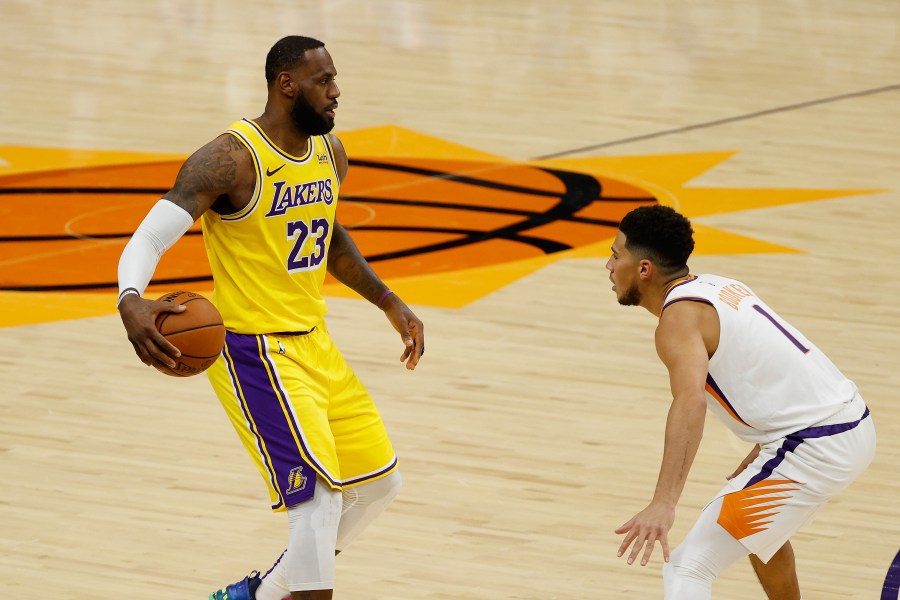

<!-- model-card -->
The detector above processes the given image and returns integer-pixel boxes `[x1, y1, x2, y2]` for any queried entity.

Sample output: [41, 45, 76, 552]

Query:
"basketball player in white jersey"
[606, 205, 875, 599]
[116, 37, 424, 600]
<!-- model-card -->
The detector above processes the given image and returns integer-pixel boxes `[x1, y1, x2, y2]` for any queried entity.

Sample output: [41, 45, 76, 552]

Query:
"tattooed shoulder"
[169, 134, 249, 215]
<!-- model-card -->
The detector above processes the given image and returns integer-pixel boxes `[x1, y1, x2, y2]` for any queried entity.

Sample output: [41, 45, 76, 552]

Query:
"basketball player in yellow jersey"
[116, 36, 424, 600]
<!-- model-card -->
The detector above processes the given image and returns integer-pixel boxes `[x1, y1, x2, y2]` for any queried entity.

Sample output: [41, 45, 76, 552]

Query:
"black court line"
[5, 275, 213, 292]
[350, 159, 562, 198]
[0, 230, 203, 242]
[535, 83, 900, 159]
[1, 168, 612, 291]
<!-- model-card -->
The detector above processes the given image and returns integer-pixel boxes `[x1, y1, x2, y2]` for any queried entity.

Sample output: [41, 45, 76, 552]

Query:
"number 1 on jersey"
[752, 304, 810, 353]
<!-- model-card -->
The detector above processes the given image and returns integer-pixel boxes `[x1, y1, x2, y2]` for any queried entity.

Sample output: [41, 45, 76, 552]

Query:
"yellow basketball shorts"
[206, 324, 397, 511]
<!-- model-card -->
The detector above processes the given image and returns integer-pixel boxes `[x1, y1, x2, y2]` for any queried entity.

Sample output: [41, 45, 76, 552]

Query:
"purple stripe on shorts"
[342, 456, 398, 487]
[745, 407, 870, 489]
[255, 336, 340, 489]
[224, 331, 318, 506]
[791, 407, 870, 439]
[222, 343, 283, 510]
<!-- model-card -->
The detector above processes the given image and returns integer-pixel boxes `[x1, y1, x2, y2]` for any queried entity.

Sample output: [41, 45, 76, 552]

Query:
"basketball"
[154, 291, 226, 377]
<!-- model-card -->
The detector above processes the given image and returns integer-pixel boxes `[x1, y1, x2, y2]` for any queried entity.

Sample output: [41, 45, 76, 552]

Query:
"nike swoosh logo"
[266, 164, 286, 177]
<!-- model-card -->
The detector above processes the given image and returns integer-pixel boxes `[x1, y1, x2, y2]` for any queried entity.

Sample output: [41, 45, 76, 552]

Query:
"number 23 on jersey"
[287, 217, 330, 272]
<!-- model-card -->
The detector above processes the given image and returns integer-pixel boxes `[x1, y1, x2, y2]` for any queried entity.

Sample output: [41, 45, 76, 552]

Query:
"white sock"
[255, 471, 402, 598]
[336, 471, 402, 551]
[256, 551, 290, 600]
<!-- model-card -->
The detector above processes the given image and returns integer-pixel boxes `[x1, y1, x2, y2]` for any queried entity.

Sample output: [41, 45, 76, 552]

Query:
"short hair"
[619, 205, 695, 274]
[265, 36, 325, 85]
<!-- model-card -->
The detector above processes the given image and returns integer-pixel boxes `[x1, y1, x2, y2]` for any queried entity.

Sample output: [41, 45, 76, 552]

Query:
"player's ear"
[638, 259, 653, 280]
[275, 72, 296, 98]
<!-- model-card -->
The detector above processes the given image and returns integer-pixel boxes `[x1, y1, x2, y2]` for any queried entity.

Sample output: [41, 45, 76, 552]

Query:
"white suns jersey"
[663, 274, 858, 444]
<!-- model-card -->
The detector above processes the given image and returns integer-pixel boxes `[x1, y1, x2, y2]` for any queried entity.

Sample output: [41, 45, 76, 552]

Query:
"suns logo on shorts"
[286, 466, 308, 495]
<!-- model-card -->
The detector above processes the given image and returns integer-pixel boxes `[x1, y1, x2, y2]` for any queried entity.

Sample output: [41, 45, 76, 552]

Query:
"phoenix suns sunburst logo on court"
[0, 126, 881, 327]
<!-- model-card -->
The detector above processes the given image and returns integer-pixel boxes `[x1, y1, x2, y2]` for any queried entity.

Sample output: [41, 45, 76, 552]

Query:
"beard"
[290, 94, 335, 135]
[616, 282, 642, 306]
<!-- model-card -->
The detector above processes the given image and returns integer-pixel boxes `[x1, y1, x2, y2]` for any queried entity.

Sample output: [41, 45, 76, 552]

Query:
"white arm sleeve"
[117, 199, 195, 299]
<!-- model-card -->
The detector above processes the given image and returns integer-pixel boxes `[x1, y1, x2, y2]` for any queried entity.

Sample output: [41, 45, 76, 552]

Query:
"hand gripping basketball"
[153, 291, 226, 377]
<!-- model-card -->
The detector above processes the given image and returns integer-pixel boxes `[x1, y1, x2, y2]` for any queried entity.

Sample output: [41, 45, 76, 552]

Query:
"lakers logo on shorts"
[286, 466, 308, 495]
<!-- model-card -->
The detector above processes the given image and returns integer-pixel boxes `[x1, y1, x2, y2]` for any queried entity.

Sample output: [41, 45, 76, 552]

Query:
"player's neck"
[254, 111, 312, 157]
[647, 273, 692, 317]
[663, 273, 692, 295]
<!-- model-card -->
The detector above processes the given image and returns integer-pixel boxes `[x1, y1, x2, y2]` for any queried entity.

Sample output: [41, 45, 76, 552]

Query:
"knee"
[663, 545, 718, 592]
[344, 470, 402, 508]
[376, 470, 402, 504]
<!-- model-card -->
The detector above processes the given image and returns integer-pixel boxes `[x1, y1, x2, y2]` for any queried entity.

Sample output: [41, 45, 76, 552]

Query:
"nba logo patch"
[286, 466, 308, 495]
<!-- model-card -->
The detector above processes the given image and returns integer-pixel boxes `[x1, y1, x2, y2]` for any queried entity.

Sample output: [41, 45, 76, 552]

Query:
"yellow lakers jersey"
[201, 119, 340, 333]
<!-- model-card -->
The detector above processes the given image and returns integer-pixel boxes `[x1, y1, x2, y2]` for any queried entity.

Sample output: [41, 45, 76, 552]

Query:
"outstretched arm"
[615, 301, 713, 566]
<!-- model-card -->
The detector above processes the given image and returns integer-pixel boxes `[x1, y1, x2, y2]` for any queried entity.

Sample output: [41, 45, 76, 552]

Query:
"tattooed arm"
[117, 134, 253, 370]
[327, 219, 425, 370]
[324, 133, 386, 303]
[326, 134, 425, 370]
[166, 133, 254, 218]
[326, 222, 389, 304]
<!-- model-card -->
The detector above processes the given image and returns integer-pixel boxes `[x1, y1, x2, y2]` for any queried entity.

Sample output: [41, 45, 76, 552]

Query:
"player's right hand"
[615, 501, 675, 566]
[117, 294, 185, 369]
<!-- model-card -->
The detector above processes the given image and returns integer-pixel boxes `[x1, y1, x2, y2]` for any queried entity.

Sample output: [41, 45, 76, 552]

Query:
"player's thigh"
[317, 333, 396, 481]
[208, 332, 341, 506]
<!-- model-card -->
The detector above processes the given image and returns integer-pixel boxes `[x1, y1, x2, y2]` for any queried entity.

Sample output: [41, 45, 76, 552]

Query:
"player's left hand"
[381, 293, 425, 370]
[615, 502, 675, 566]
[726, 444, 761, 480]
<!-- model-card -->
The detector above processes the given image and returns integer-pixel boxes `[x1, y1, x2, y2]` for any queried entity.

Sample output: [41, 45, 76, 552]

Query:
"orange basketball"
[154, 291, 226, 377]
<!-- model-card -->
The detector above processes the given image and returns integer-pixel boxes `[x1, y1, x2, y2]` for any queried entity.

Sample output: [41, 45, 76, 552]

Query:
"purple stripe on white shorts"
[745, 407, 870, 489]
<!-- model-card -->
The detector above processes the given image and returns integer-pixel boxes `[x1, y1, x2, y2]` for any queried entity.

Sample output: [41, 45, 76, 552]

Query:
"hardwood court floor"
[1, 1, 899, 598]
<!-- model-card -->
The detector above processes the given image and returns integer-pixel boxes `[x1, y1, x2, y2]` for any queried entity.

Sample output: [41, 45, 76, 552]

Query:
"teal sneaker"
[208, 570, 262, 600]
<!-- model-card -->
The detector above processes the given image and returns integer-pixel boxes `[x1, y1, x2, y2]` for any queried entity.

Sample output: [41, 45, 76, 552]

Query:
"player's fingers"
[145, 338, 178, 368]
[405, 330, 424, 371]
[727, 458, 751, 479]
[412, 319, 424, 353]
[157, 300, 186, 314]
[640, 536, 656, 566]
[402, 344, 421, 370]
[616, 529, 636, 557]
[614, 518, 634, 535]
[153, 331, 182, 358]
[627, 536, 646, 565]
[130, 340, 153, 367]
[660, 532, 671, 563]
